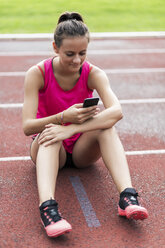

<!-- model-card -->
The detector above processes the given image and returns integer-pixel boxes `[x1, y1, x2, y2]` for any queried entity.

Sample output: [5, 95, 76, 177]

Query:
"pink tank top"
[37, 57, 93, 153]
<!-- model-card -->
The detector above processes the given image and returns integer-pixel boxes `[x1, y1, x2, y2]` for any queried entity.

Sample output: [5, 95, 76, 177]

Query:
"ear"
[52, 41, 59, 54]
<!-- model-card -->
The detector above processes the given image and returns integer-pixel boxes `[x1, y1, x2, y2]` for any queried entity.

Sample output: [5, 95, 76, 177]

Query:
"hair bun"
[58, 12, 84, 24]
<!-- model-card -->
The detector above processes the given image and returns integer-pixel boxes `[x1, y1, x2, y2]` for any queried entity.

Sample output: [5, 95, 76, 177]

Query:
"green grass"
[0, 0, 165, 33]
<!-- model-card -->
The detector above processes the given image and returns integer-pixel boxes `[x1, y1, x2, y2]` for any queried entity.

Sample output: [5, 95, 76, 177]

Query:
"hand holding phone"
[83, 97, 99, 108]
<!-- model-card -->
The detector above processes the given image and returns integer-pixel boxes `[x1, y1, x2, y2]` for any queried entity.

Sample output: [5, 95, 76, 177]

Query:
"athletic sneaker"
[118, 188, 148, 220]
[39, 199, 72, 237]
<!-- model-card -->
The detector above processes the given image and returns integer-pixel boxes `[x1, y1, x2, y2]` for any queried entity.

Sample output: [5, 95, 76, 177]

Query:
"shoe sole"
[41, 219, 72, 238]
[118, 205, 148, 220]
[47, 228, 72, 238]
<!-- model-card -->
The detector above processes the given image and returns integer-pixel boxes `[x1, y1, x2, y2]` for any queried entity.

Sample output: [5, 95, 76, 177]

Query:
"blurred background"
[0, 0, 165, 33]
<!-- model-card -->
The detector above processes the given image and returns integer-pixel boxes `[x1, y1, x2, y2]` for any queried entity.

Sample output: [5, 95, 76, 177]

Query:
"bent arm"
[22, 66, 62, 136]
[73, 104, 122, 134]
[70, 67, 123, 134]
[37, 67, 123, 146]
[22, 65, 100, 136]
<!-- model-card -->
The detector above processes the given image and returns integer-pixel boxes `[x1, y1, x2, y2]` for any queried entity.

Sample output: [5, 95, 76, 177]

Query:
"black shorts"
[64, 152, 76, 168]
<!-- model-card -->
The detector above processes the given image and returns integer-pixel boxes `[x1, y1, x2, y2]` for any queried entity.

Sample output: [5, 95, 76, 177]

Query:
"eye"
[66, 53, 74, 57]
[79, 51, 86, 56]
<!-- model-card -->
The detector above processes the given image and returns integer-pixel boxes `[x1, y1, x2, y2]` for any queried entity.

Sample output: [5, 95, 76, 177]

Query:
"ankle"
[39, 197, 56, 207]
[119, 186, 133, 194]
[119, 187, 138, 199]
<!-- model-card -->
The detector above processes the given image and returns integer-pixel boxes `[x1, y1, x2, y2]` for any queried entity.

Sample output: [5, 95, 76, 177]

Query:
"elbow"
[24, 130, 30, 137]
[22, 121, 32, 136]
[117, 107, 123, 121]
[103, 105, 123, 129]
[23, 126, 30, 136]
[115, 105, 123, 122]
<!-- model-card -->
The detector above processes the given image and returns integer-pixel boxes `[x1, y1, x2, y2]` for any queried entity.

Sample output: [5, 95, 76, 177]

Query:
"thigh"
[30, 135, 67, 169]
[72, 130, 101, 168]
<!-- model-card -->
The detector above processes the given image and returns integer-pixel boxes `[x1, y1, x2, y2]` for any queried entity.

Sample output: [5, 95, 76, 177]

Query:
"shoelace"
[43, 206, 62, 224]
[124, 193, 139, 206]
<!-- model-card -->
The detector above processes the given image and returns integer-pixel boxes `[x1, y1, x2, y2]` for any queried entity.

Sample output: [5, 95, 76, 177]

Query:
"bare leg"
[30, 137, 67, 205]
[72, 127, 132, 193]
[97, 127, 132, 192]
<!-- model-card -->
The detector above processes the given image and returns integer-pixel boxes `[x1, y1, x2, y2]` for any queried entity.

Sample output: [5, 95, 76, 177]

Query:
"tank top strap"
[38, 58, 53, 92]
[37, 65, 44, 79]
[89, 64, 93, 73]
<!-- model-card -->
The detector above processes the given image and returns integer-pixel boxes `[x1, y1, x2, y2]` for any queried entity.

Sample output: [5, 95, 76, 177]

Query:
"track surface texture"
[0, 36, 165, 248]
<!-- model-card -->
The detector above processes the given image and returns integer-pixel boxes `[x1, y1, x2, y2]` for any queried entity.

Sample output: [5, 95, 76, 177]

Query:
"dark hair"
[54, 12, 90, 47]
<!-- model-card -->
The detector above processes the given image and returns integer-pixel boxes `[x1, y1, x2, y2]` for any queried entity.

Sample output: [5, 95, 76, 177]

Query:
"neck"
[53, 57, 80, 76]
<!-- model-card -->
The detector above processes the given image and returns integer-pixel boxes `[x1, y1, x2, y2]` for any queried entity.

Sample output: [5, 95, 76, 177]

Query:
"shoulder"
[26, 59, 45, 77]
[88, 64, 109, 90]
[25, 60, 46, 91]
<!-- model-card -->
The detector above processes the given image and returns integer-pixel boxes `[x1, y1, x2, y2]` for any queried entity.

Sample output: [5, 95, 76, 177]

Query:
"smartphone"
[83, 97, 99, 108]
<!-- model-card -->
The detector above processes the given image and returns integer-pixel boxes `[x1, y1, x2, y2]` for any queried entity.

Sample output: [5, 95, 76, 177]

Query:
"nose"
[73, 55, 81, 64]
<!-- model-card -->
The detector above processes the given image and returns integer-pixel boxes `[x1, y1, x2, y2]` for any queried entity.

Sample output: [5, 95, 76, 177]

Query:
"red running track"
[0, 36, 165, 248]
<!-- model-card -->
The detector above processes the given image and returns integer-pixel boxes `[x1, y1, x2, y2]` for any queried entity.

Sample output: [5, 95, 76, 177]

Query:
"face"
[53, 36, 88, 73]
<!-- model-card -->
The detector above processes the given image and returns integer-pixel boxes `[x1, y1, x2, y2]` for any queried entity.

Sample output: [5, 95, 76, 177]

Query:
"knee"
[31, 137, 63, 165]
[39, 140, 63, 151]
[38, 141, 62, 153]
[97, 126, 117, 141]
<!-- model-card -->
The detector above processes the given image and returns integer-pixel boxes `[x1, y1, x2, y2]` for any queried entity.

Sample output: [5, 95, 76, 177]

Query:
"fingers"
[81, 105, 99, 113]
[38, 132, 59, 146]
[74, 103, 83, 108]
[38, 124, 63, 146]
[81, 108, 99, 119]
[38, 133, 52, 145]
[76, 108, 99, 124]
[80, 112, 97, 123]
[38, 127, 53, 144]
[74, 103, 98, 111]
[42, 137, 58, 147]
[45, 123, 55, 128]
[77, 106, 99, 117]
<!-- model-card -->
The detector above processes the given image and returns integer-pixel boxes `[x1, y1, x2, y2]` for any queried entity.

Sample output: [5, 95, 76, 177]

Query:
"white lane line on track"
[1, 48, 165, 56]
[0, 149, 165, 161]
[0, 31, 165, 39]
[0, 72, 26, 76]
[1, 68, 165, 77]
[119, 98, 165, 104]
[0, 156, 30, 161]
[104, 68, 165, 74]
[0, 98, 165, 109]
[0, 103, 23, 108]
[125, 150, 165, 155]
[90, 49, 165, 54]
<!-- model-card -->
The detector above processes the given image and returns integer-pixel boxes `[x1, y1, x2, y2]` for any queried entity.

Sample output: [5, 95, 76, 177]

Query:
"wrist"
[60, 111, 64, 125]
[72, 123, 80, 134]
[54, 113, 61, 124]
[62, 109, 68, 124]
